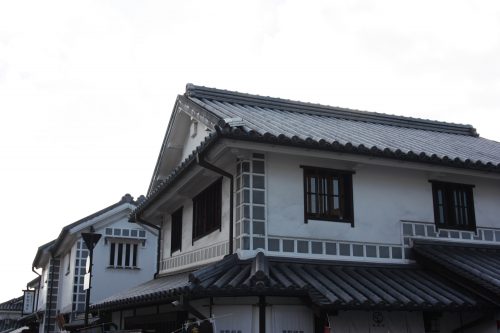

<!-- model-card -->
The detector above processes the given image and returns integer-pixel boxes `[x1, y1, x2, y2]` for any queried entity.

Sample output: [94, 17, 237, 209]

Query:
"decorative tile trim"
[235, 153, 267, 252]
[104, 227, 146, 239]
[72, 240, 88, 316]
[401, 221, 500, 259]
[160, 241, 229, 272]
[263, 236, 406, 262]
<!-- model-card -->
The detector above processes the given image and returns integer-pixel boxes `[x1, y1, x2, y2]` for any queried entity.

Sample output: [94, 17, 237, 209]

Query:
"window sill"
[435, 225, 477, 232]
[106, 266, 140, 270]
[192, 227, 221, 244]
[305, 217, 354, 226]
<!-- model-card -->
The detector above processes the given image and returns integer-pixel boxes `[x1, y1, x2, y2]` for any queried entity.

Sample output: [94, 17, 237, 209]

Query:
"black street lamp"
[81, 227, 102, 327]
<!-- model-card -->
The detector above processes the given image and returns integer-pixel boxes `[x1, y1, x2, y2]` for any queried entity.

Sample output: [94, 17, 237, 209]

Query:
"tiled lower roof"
[92, 253, 488, 311]
[0, 319, 21, 333]
[0, 297, 23, 312]
[413, 239, 500, 299]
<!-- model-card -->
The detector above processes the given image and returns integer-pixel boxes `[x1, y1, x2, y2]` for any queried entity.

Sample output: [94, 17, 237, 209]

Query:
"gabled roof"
[185, 84, 500, 169]
[51, 194, 144, 255]
[32, 239, 56, 269]
[34, 194, 144, 266]
[413, 239, 500, 301]
[132, 84, 500, 221]
[92, 253, 489, 311]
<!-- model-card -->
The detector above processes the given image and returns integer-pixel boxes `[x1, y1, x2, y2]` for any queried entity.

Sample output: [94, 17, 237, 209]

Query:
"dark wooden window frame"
[108, 241, 139, 268]
[170, 207, 183, 254]
[192, 178, 223, 242]
[301, 166, 355, 226]
[430, 180, 476, 231]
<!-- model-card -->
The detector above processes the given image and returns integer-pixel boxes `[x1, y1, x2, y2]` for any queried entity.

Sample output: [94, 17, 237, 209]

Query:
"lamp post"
[82, 227, 102, 327]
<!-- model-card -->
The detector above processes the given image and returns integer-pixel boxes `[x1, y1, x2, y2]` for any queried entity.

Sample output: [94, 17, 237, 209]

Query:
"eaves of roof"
[32, 239, 56, 268]
[92, 253, 491, 312]
[51, 194, 140, 255]
[131, 124, 500, 223]
[129, 132, 220, 223]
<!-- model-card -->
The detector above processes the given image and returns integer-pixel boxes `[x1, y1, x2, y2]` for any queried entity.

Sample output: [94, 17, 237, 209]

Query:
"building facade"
[93, 85, 500, 333]
[25, 194, 157, 333]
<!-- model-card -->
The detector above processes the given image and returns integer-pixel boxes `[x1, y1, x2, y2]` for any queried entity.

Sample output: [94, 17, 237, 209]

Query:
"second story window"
[109, 242, 138, 268]
[171, 207, 183, 253]
[431, 181, 476, 231]
[302, 166, 354, 224]
[193, 178, 222, 240]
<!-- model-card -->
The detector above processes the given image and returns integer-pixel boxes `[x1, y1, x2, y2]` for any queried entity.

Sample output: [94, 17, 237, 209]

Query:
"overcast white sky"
[1, 0, 500, 301]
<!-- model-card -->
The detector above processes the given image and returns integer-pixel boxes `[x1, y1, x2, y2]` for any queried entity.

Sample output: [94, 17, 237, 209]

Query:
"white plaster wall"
[160, 176, 231, 261]
[329, 310, 424, 332]
[271, 305, 313, 333]
[439, 311, 497, 333]
[267, 153, 500, 244]
[89, 219, 157, 304]
[179, 121, 209, 162]
[56, 242, 77, 314]
[36, 264, 49, 312]
[213, 305, 253, 333]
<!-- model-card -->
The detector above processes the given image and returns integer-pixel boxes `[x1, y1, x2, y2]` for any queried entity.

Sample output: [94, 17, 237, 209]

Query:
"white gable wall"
[90, 218, 157, 304]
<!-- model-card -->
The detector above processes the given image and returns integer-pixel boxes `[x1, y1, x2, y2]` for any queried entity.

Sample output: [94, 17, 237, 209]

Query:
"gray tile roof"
[92, 271, 191, 311]
[51, 194, 143, 255]
[185, 84, 500, 170]
[92, 253, 488, 311]
[0, 297, 23, 312]
[413, 240, 500, 300]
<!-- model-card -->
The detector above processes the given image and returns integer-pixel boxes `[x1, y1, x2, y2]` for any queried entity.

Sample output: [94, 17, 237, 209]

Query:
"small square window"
[303, 167, 354, 223]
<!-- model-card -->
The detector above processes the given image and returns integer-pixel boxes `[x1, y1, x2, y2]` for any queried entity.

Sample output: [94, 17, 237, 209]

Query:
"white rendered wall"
[266, 152, 500, 245]
[159, 176, 231, 273]
[329, 310, 424, 332]
[90, 218, 157, 304]
[36, 264, 49, 312]
[56, 242, 77, 314]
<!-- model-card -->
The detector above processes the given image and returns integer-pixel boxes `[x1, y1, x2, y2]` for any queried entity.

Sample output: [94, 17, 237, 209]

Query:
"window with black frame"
[171, 207, 183, 253]
[109, 242, 138, 268]
[431, 181, 476, 231]
[302, 166, 354, 224]
[192, 178, 222, 240]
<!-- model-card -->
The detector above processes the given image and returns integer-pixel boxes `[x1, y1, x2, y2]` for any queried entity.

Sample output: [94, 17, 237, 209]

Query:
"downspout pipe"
[133, 215, 162, 278]
[196, 153, 234, 255]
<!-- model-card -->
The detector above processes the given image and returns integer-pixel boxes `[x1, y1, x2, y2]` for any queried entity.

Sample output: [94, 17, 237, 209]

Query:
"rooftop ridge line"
[185, 83, 478, 137]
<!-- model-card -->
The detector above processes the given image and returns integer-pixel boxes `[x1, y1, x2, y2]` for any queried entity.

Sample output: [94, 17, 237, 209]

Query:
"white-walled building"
[25, 194, 157, 333]
[94, 85, 500, 333]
